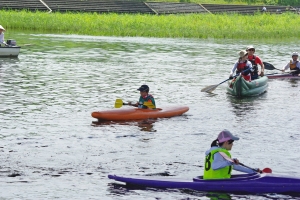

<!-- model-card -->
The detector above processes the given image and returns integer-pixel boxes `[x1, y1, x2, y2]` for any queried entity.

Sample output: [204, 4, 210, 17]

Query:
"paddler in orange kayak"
[128, 85, 156, 109]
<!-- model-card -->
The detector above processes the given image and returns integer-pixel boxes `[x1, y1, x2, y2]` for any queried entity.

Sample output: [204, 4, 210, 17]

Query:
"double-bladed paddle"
[263, 62, 298, 75]
[263, 62, 281, 71]
[115, 99, 155, 109]
[265, 70, 297, 76]
[219, 152, 272, 174]
[239, 163, 272, 174]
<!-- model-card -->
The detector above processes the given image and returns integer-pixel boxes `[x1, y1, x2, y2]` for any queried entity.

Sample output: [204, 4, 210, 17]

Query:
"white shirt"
[230, 60, 252, 76]
[283, 60, 300, 70]
[0, 32, 5, 44]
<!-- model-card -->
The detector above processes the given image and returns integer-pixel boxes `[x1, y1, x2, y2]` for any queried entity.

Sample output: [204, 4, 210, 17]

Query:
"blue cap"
[137, 85, 149, 92]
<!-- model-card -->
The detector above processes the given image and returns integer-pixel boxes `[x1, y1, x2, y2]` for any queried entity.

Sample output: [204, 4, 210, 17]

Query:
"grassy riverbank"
[1, 10, 300, 39]
[147, 0, 266, 5]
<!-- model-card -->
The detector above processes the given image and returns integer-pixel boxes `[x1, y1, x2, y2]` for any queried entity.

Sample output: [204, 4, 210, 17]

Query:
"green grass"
[128, 0, 268, 5]
[1, 10, 300, 39]
[145, 0, 266, 5]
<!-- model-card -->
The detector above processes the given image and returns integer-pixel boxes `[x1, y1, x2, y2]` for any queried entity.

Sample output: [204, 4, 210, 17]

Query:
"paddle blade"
[263, 62, 278, 70]
[143, 101, 155, 109]
[262, 168, 272, 173]
[115, 99, 124, 108]
[201, 84, 218, 93]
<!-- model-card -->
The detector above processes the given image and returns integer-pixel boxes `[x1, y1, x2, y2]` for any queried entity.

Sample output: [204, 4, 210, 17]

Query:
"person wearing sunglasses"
[246, 46, 265, 80]
[203, 129, 261, 180]
[280, 52, 300, 76]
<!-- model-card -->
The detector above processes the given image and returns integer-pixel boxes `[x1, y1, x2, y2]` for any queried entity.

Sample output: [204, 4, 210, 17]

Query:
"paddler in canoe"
[246, 45, 265, 79]
[280, 52, 300, 76]
[204, 130, 262, 180]
[128, 84, 156, 109]
[229, 50, 253, 82]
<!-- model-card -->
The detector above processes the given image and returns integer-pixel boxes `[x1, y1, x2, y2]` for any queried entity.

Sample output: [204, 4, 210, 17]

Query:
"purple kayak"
[267, 73, 300, 79]
[108, 173, 300, 193]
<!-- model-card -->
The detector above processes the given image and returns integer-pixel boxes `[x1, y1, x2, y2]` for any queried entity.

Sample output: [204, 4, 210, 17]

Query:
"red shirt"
[248, 55, 262, 65]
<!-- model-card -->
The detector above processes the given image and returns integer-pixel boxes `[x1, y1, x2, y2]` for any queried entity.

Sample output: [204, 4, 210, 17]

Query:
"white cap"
[246, 45, 255, 51]
[292, 52, 298, 56]
[0, 25, 5, 31]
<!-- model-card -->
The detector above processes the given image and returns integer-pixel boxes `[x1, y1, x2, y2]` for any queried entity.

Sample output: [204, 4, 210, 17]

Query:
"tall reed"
[1, 10, 300, 39]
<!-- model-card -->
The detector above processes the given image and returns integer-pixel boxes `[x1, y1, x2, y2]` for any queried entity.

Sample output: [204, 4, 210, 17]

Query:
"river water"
[0, 31, 299, 199]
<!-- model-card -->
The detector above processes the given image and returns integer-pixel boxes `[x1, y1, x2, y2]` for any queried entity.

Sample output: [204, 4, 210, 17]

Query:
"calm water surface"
[0, 32, 299, 199]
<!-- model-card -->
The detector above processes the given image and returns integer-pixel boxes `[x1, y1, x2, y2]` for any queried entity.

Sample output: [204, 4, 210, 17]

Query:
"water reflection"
[227, 94, 265, 119]
[91, 119, 157, 132]
[205, 192, 232, 200]
[0, 57, 20, 63]
[288, 79, 299, 87]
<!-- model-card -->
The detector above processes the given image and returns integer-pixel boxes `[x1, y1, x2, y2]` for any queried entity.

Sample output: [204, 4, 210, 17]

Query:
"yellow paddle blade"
[143, 101, 155, 109]
[115, 99, 124, 108]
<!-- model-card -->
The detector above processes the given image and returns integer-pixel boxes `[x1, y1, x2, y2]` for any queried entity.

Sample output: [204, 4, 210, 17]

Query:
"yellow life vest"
[289, 60, 299, 70]
[203, 148, 232, 180]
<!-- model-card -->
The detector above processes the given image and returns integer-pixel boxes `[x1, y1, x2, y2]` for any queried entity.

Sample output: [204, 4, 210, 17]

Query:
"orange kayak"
[91, 106, 189, 121]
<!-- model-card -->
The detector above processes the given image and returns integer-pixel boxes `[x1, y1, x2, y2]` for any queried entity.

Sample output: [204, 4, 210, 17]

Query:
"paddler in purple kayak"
[128, 84, 156, 109]
[280, 52, 300, 76]
[204, 130, 262, 179]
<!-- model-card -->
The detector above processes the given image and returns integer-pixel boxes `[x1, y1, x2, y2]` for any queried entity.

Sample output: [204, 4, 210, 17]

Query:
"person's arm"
[247, 61, 253, 69]
[296, 62, 300, 70]
[296, 62, 300, 76]
[128, 102, 138, 107]
[233, 164, 257, 174]
[258, 57, 264, 76]
[230, 63, 238, 77]
[212, 152, 233, 170]
[0, 33, 5, 44]
[282, 62, 290, 72]
[255, 57, 264, 76]
[128, 97, 140, 107]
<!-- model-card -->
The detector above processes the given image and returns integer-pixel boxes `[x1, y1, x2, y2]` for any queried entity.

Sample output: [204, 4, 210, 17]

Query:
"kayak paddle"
[115, 99, 155, 109]
[219, 152, 272, 174]
[239, 163, 272, 174]
[201, 77, 233, 93]
[263, 62, 281, 71]
[265, 70, 297, 76]
[201, 67, 253, 93]
[263, 62, 297, 75]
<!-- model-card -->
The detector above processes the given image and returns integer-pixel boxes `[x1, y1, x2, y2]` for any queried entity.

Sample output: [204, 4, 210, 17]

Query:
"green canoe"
[227, 75, 268, 97]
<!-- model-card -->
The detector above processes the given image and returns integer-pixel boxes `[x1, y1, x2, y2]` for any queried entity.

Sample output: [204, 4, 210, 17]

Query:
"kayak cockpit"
[193, 173, 260, 182]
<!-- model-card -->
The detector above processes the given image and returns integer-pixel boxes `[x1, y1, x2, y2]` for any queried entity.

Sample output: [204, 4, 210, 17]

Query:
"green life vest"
[203, 148, 232, 180]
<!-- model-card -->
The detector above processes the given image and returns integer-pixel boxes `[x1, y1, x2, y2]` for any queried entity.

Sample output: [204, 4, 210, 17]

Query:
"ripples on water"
[0, 32, 299, 199]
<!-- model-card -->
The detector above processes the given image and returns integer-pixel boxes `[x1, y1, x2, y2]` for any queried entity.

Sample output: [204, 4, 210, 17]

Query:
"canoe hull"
[108, 173, 300, 193]
[227, 76, 268, 97]
[0, 46, 21, 57]
[91, 106, 189, 121]
[267, 73, 300, 79]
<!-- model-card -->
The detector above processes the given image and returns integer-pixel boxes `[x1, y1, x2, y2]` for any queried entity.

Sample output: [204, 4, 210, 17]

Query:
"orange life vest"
[289, 60, 299, 70]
